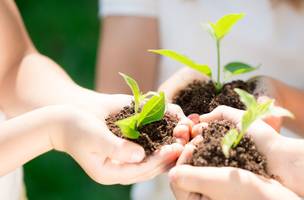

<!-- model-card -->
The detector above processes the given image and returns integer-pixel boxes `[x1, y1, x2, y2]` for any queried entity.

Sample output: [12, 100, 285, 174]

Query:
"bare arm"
[96, 16, 159, 93]
[0, 0, 89, 117]
[0, 106, 66, 175]
[272, 79, 304, 135]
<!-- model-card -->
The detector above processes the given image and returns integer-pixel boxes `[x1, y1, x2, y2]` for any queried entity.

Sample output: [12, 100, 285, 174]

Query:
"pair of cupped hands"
[53, 68, 301, 200]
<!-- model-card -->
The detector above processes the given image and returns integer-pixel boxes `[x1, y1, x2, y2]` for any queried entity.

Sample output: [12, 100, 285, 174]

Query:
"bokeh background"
[15, 0, 131, 199]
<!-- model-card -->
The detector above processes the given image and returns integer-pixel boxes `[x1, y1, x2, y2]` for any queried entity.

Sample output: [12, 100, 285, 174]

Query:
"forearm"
[0, 0, 86, 117]
[96, 16, 159, 93]
[0, 53, 85, 117]
[273, 79, 304, 135]
[0, 107, 66, 176]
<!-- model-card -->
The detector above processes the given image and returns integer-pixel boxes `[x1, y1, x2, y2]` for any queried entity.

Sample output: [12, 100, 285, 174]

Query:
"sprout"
[115, 73, 166, 139]
[221, 88, 294, 157]
[149, 13, 259, 92]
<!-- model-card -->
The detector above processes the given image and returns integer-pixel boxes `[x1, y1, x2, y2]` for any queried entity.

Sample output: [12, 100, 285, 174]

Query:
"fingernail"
[130, 151, 145, 162]
[188, 113, 200, 124]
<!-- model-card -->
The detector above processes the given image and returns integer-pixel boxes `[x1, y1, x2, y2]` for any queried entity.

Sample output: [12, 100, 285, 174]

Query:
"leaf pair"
[115, 73, 166, 139]
[205, 13, 245, 41]
[221, 88, 294, 157]
[149, 13, 258, 87]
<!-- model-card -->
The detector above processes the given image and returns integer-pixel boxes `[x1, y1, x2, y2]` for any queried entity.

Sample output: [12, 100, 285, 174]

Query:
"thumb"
[169, 165, 256, 197]
[108, 136, 146, 163]
[100, 123, 145, 163]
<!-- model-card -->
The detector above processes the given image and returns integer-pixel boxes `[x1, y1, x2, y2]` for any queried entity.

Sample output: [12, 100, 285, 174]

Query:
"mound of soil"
[106, 105, 178, 155]
[173, 80, 256, 116]
[188, 120, 272, 178]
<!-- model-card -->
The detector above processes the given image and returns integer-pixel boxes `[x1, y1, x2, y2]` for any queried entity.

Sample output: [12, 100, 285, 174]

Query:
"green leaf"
[207, 13, 245, 40]
[142, 91, 159, 100]
[241, 108, 256, 133]
[149, 49, 212, 77]
[119, 72, 141, 113]
[255, 100, 274, 118]
[268, 106, 295, 119]
[224, 62, 258, 78]
[115, 115, 141, 139]
[234, 88, 257, 110]
[222, 129, 239, 158]
[137, 92, 166, 127]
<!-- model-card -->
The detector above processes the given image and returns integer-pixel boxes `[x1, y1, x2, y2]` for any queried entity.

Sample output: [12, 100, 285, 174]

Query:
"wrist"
[46, 105, 82, 152]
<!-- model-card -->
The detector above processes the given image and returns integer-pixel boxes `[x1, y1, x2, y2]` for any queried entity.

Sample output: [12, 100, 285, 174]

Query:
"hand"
[172, 105, 304, 198]
[169, 164, 300, 200]
[158, 67, 210, 102]
[169, 107, 301, 199]
[50, 93, 186, 185]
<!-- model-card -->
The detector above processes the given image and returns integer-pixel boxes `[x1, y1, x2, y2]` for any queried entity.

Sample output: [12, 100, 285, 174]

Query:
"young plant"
[221, 89, 294, 157]
[115, 73, 166, 139]
[149, 13, 258, 91]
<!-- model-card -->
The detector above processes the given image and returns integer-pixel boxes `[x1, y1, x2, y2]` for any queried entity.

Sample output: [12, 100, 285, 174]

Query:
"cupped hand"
[172, 105, 303, 198]
[169, 117, 300, 200]
[51, 93, 187, 185]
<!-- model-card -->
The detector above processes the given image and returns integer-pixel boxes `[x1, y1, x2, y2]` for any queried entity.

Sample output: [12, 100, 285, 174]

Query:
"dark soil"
[188, 120, 273, 178]
[106, 105, 178, 155]
[173, 80, 257, 116]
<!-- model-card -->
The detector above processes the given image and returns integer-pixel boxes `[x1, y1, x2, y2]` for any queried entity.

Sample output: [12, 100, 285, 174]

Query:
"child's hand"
[172, 106, 304, 198]
[49, 95, 186, 185]
[169, 108, 299, 200]
[0, 93, 186, 185]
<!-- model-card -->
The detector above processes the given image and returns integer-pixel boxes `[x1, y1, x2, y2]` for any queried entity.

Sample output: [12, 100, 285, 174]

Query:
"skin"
[97, 3, 304, 135]
[0, 0, 186, 185]
[159, 67, 304, 135]
[170, 106, 304, 199]
[96, 16, 159, 94]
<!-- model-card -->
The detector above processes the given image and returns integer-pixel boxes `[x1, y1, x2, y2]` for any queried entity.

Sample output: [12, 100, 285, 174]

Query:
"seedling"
[221, 89, 294, 157]
[149, 13, 258, 91]
[115, 73, 166, 139]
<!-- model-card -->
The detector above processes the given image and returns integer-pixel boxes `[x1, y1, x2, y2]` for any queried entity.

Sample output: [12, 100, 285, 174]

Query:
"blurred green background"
[15, 0, 131, 199]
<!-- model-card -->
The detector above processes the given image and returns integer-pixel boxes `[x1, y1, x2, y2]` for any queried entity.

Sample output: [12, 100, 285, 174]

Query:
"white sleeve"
[99, 0, 158, 17]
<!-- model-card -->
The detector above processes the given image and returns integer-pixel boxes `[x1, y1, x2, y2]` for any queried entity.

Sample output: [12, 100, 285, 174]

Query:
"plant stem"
[216, 40, 221, 85]
[233, 131, 245, 148]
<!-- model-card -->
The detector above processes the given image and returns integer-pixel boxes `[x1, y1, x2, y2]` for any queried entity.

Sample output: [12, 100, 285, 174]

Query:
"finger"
[174, 124, 190, 145]
[100, 123, 145, 163]
[191, 122, 208, 138]
[176, 143, 196, 165]
[188, 193, 203, 200]
[158, 68, 210, 102]
[103, 94, 133, 113]
[102, 143, 184, 185]
[176, 135, 203, 165]
[167, 103, 186, 120]
[174, 117, 194, 144]
[188, 114, 200, 125]
[169, 165, 258, 198]
[199, 105, 244, 124]
[170, 182, 191, 200]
